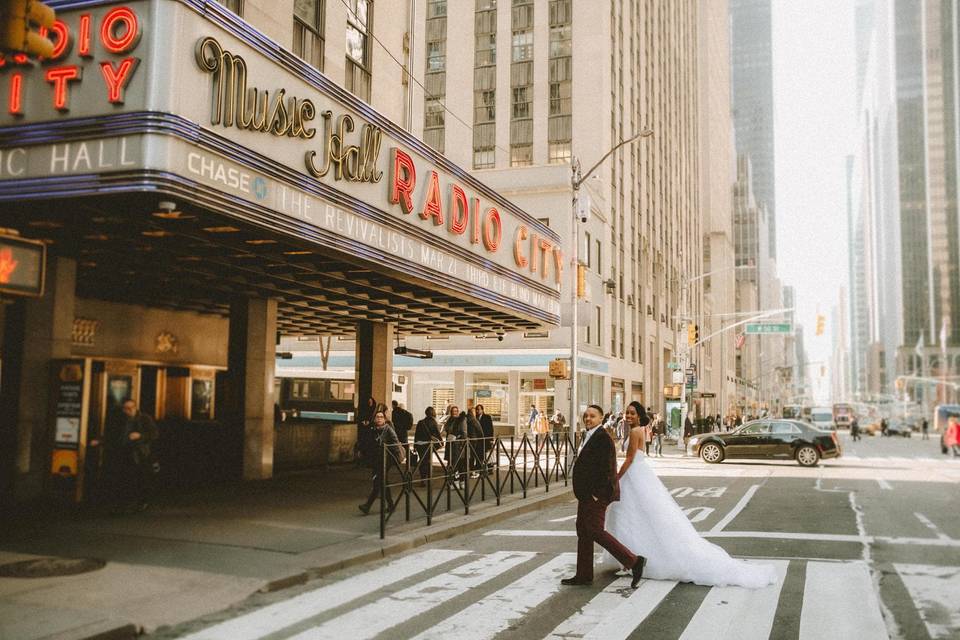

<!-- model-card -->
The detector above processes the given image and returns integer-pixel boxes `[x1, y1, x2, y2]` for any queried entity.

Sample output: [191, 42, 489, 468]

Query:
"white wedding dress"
[603, 450, 777, 588]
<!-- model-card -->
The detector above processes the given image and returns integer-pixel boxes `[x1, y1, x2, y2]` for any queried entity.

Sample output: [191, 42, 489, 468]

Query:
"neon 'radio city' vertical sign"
[0, 6, 142, 114]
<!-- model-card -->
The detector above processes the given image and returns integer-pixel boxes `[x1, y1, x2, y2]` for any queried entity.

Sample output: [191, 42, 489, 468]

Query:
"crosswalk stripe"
[678, 560, 789, 640]
[895, 563, 960, 639]
[543, 576, 633, 639]
[411, 553, 575, 640]
[799, 561, 888, 639]
[286, 551, 536, 640]
[580, 578, 678, 639]
[178, 549, 470, 640]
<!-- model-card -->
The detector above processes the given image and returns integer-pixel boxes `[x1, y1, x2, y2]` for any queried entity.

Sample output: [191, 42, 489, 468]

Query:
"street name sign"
[745, 322, 793, 335]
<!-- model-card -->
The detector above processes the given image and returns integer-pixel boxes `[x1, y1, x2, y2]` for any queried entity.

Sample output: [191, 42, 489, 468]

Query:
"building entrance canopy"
[0, 0, 562, 335]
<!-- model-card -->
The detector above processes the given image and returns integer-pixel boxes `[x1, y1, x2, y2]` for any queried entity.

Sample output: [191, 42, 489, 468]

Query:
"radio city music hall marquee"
[193, 36, 562, 286]
[0, 4, 562, 298]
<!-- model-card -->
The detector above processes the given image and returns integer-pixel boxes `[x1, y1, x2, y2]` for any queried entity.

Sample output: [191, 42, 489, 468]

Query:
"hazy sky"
[772, 0, 856, 402]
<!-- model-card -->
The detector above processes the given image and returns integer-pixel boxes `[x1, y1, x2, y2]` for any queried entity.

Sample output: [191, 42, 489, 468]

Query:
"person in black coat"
[465, 407, 485, 475]
[414, 407, 443, 481]
[561, 404, 645, 587]
[475, 404, 495, 469]
[391, 400, 414, 445]
[444, 406, 467, 480]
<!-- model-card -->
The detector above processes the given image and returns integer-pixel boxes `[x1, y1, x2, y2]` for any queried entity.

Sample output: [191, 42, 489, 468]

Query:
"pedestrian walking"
[946, 416, 960, 457]
[444, 406, 468, 484]
[414, 407, 443, 482]
[851, 416, 862, 441]
[390, 400, 413, 446]
[466, 406, 485, 475]
[475, 404, 495, 470]
[652, 414, 665, 457]
[359, 410, 405, 515]
[683, 415, 694, 446]
[921, 417, 930, 440]
[528, 404, 540, 431]
[880, 417, 889, 437]
[89, 399, 158, 513]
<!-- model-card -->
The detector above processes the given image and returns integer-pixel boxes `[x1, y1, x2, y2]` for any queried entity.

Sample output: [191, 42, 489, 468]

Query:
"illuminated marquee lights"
[2, 6, 143, 115]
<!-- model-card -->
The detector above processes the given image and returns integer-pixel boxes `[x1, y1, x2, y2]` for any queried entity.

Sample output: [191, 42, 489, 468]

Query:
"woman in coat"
[444, 406, 467, 482]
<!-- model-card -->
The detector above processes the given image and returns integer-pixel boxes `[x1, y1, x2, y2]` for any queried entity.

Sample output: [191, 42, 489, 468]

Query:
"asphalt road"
[157, 432, 960, 640]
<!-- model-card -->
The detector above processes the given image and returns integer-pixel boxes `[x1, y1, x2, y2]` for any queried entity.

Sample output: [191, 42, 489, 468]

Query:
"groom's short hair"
[587, 404, 604, 415]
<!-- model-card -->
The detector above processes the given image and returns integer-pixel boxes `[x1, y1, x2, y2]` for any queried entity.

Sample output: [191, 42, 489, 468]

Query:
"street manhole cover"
[0, 557, 106, 578]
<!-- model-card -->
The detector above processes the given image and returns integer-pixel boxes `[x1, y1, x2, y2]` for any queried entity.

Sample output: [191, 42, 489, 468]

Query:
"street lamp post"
[569, 128, 653, 451]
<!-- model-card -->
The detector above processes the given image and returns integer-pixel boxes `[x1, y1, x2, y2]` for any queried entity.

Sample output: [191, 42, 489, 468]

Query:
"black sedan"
[687, 419, 842, 467]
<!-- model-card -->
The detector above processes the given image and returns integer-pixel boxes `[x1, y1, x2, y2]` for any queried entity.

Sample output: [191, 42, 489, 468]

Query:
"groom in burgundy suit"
[561, 404, 646, 588]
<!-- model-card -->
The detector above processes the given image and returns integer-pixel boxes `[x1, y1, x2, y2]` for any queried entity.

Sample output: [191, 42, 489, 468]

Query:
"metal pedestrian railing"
[376, 433, 582, 539]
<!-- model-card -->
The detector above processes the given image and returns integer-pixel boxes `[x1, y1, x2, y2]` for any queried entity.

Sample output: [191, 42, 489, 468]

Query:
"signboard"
[49, 359, 90, 480]
[0, 1, 562, 324]
[667, 361, 681, 370]
[0, 233, 46, 297]
[745, 323, 793, 335]
[671, 370, 683, 384]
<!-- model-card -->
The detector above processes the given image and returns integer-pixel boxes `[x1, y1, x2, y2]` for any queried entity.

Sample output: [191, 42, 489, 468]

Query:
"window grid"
[345, 0, 371, 101]
[547, 0, 571, 165]
[424, 0, 447, 153]
[510, 0, 534, 166]
[473, 0, 496, 168]
[293, 0, 324, 71]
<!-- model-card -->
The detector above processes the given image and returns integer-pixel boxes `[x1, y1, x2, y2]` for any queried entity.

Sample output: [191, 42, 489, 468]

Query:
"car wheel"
[796, 445, 820, 467]
[700, 442, 724, 464]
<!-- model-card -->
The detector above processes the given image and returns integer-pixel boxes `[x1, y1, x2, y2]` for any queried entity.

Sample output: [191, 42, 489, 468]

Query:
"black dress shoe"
[560, 576, 592, 586]
[630, 556, 647, 589]
[358, 503, 371, 515]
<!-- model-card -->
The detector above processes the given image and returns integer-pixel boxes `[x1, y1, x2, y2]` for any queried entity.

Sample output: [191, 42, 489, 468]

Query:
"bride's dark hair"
[627, 401, 650, 427]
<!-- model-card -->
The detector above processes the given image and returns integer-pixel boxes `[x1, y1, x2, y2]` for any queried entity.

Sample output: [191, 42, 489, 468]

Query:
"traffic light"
[0, 0, 56, 59]
[576, 264, 586, 298]
[815, 314, 826, 336]
[687, 323, 699, 346]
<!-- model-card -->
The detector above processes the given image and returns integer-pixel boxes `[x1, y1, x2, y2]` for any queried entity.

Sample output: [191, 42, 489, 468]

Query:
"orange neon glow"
[514, 225, 529, 269]
[39, 21, 71, 60]
[389, 148, 416, 214]
[482, 208, 502, 252]
[529, 232, 539, 273]
[420, 171, 444, 226]
[8, 73, 23, 116]
[449, 184, 468, 235]
[78, 14, 92, 56]
[100, 7, 141, 54]
[99, 57, 139, 103]
[0, 248, 18, 284]
[471, 198, 481, 244]
[45, 66, 82, 111]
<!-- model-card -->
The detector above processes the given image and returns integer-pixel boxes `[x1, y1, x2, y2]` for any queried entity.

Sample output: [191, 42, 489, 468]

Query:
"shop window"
[431, 387, 454, 412]
[294, 0, 324, 71]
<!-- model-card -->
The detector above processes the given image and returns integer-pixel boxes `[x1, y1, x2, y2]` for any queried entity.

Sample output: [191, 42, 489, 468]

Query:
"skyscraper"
[730, 0, 777, 259]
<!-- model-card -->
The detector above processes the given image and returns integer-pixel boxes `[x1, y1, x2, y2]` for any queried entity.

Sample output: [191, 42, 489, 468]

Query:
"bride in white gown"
[603, 401, 777, 588]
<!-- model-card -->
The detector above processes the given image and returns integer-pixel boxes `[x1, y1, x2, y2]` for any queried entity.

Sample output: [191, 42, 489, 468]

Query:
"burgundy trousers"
[574, 497, 638, 580]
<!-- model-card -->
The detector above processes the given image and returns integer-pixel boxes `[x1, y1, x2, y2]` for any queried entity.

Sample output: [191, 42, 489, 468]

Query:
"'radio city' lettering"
[1, 6, 143, 115]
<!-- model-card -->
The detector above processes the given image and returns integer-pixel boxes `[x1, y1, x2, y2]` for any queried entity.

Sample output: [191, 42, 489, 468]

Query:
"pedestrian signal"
[0, 0, 56, 59]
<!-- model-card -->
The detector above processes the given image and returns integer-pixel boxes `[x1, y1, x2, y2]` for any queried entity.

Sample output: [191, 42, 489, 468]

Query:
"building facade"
[730, 0, 777, 260]
[279, 0, 729, 430]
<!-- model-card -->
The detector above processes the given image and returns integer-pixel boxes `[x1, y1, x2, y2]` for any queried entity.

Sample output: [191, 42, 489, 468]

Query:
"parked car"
[809, 407, 835, 430]
[884, 419, 912, 437]
[687, 419, 842, 467]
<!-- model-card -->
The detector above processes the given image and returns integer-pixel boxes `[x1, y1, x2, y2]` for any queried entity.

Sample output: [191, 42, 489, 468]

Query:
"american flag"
[735, 333, 746, 350]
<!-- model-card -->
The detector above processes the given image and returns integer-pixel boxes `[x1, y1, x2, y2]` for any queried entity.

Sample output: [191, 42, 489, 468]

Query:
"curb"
[304, 485, 575, 581]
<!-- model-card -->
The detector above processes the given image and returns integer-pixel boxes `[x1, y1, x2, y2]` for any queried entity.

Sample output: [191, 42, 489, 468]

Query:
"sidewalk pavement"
[0, 463, 581, 640]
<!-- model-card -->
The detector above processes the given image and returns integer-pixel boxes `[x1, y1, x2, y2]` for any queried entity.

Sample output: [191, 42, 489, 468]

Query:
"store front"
[0, 0, 561, 502]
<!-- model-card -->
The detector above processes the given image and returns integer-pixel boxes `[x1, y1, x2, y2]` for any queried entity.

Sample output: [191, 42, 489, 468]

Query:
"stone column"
[228, 298, 277, 481]
[355, 320, 394, 411]
[508, 370, 521, 435]
[1, 257, 76, 500]
[454, 370, 466, 410]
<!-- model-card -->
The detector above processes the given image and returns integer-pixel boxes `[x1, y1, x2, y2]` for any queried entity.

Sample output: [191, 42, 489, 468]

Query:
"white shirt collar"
[581, 424, 601, 447]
